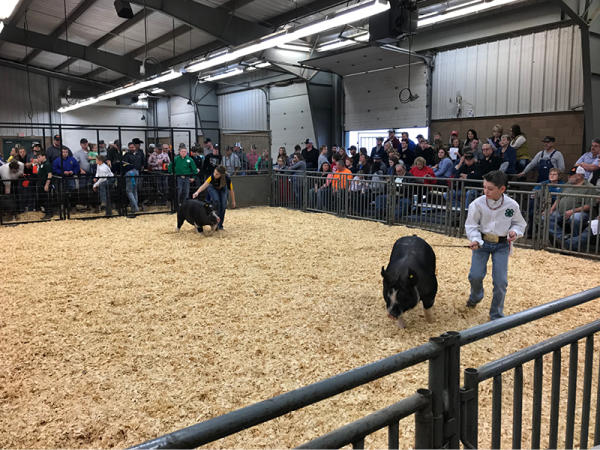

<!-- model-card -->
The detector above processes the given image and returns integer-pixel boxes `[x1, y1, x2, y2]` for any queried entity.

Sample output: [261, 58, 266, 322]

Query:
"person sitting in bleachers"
[548, 166, 597, 246]
[498, 134, 517, 174]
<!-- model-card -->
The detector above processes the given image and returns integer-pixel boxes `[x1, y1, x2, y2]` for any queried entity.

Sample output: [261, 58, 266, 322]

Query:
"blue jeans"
[468, 241, 510, 320]
[548, 211, 589, 241]
[125, 169, 139, 212]
[98, 182, 112, 214]
[176, 176, 190, 207]
[207, 185, 227, 229]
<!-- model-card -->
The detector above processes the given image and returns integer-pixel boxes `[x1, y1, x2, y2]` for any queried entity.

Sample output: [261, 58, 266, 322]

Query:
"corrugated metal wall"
[218, 89, 268, 131]
[432, 25, 584, 119]
[0, 65, 52, 136]
[269, 83, 316, 157]
[344, 63, 428, 130]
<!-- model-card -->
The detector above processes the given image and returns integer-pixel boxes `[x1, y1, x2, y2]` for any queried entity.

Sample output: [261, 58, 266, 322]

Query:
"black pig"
[176, 199, 220, 234]
[381, 235, 437, 328]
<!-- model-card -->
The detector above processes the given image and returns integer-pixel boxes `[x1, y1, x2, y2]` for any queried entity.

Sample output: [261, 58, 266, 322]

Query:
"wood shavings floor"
[1, 207, 599, 448]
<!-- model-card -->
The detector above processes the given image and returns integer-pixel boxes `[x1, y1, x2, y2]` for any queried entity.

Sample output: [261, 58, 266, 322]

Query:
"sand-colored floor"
[1, 207, 599, 448]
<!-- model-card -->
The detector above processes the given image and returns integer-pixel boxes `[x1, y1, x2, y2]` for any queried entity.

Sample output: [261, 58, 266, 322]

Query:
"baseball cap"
[464, 152, 475, 159]
[451, 130, 459, 136]
[53, 134, 61, 140]
[132, 137, 143, 144]
[376, 137, 384, 141]
[569, 166, 585, 175]
[542, 136, 556, 143]
[98, 140, 105, 145]
[204, 137, 212, 144]
[304, 138, 313, 144]
[388, 129, 395, 133]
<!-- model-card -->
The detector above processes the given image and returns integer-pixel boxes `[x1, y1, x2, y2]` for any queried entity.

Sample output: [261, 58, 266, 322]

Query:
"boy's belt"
[482, 233, 507, 243]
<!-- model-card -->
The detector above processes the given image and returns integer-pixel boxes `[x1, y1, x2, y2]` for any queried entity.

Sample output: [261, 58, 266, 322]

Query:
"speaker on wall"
[369, 0, 418, 44]
[114, 0, 134, 19]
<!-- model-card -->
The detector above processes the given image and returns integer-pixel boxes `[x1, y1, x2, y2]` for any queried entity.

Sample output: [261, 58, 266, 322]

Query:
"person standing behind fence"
[74, 138, 92, 187]
[516, 136, 565, 182]
[92, 155, 114, 216]
[193, 165, 236, 230]
[121, 142, 142, 213]
[465, 170, 527, 320]
[36, 152, 53, 219]
[203, 145, 222, 181]
[223, 146, 241, 175]
[169, 145, 198, 208]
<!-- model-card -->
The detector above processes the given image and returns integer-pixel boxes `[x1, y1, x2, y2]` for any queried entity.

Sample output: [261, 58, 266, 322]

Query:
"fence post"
[302, 172, 308, 211]
[445, 331, 461, 448]
[386, 175, 394, 225]
[415, 388, 433, 449]
[428, 334, 450, 448]
[460, 367, 480, 449]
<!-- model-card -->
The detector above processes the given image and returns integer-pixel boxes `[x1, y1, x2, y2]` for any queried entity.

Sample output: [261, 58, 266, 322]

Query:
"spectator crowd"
[1, 125, 599, 252]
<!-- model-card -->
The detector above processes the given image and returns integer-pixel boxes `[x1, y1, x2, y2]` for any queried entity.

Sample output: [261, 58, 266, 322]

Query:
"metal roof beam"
[22, 0, 98, 64]
[128, 0, 271, 46]
[1, 23, 158, 78]
[53, 10, 147, 72]
[83, 24, 191, 79]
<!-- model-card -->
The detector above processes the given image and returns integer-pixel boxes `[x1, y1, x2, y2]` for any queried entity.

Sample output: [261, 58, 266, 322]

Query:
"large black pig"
[176, 199, 220, 234]
[381, 235, 437, 328]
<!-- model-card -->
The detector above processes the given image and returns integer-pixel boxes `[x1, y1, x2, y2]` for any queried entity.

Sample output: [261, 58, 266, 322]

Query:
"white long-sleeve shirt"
[465, 194, 527, 246]
[93, 163, 114, 188]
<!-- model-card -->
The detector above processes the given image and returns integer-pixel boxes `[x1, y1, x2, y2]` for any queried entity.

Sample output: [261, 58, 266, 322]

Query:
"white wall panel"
[169, 96, 196, 147]
[218, 89, 267, 132]
[432, 26, 583, 119]
[269, 83, 315, 157]
[60, 104, 148, 151]
[344, 63, 427, 130]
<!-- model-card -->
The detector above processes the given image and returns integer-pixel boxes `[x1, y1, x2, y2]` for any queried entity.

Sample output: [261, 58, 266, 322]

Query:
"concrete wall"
[430, 111, 585, 169]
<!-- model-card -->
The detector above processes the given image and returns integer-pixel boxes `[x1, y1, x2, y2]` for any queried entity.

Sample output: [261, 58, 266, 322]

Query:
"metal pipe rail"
[131, 342, 441, 449]
[459, 286, 600, 345]
[296, 390, 432, 449]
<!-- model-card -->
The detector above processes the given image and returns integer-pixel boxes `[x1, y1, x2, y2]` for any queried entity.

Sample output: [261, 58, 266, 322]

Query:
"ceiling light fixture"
[417, 0, 522, 27]
[185, 0, 390, 73]
[0, 21, 4, 34]
[316, 32, 369, 52]
[203, 68, 244, 82]
[57, 70, 182, 113]
[254, 61, 271, 68]
[277, 43, 312, 52]
[0, 0, 19, 19]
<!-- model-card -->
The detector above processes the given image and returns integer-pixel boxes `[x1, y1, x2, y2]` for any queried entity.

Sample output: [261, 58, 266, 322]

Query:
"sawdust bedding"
[1, 207, 599, 449]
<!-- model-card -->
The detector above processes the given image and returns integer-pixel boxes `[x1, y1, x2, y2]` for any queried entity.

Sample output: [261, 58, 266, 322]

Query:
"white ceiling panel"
[62, 59, 100, 75]
[57, 21, 107, 46]
[88, 69, 123, 82]
[30, 51, 70, 68]
[235, 0, 316, 22]
[0, 43, 29, 60]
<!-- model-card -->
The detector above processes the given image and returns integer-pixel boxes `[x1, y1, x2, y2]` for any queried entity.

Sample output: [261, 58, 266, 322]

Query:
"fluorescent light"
[58, 70, 182, 112]
[0, 0, 19, 19]
[255, 61, 271, 68]
[418, 0, 522, 27]
[203, 68, 244, 81]
[0, 21, 4, 34]
[185, 0, 389, 73]
[317, 39, 356, 52]
[317, 32, 369, 52]
[150, 88, 165, 94]
[138, 93, 149, 99]
[277, 43, 311, 52]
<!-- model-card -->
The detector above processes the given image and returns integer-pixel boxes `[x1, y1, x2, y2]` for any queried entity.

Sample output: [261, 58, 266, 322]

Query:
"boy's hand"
[469, 241, 480, 250]
[508, 231, 517, 242]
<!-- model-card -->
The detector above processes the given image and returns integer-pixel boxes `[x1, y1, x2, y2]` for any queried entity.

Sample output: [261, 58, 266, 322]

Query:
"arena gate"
[131, 286, 600, 449]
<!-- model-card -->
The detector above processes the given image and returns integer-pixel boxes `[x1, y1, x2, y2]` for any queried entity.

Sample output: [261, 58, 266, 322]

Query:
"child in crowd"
[93, 155, 114, 216]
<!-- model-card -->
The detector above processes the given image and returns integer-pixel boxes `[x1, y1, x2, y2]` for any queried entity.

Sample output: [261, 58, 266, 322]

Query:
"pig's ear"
[381, 266, 386, 278]
[408, 269, 418, 285]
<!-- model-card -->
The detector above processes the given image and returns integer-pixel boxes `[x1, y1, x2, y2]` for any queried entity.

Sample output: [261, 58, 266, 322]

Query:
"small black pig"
[176, 199, 220, 234]
[381, 235, 437, 328]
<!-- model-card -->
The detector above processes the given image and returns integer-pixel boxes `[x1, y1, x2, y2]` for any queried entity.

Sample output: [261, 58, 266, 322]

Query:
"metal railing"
[131, 286, 600, 449]
[271, 171, 600, 258]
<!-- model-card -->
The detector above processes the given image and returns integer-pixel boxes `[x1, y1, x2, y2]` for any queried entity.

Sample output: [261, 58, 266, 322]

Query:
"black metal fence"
[131, 286, 600, 449]
[272, 171, 600, 257]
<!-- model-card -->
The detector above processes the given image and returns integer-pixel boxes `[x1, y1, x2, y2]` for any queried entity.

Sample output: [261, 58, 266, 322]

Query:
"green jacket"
[169, 155, 198, 176]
